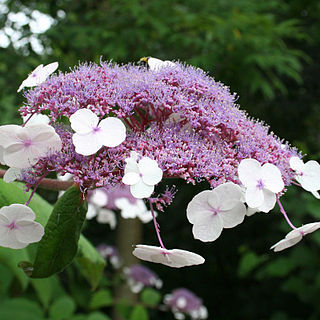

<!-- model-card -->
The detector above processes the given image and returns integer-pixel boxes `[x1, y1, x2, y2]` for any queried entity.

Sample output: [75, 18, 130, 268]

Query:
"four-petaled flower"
[132, 244, 205, 268]
[187, 182, 246, 242]
[290, 156, 320, 195]
[122, 152, 163, 199]
[270, 222, 320, 252]
[0, 124, 62, 169]
[17, 62, 59, 92]
[70, 108, 126, 156]
[238, 159, 284, 212]
[0, 204, 44, 249]
[140, 57, 175, 71]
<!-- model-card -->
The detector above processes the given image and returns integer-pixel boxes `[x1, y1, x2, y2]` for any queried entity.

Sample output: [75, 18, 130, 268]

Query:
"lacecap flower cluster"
[0, 58, 320, 266]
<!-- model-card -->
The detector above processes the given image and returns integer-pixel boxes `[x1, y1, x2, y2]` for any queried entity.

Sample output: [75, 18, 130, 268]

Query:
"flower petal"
[72, 132, 102, 156]
[192, 214, 223, 242]
[90, 189, 108, 207]
[130, 180, 154, 199]
[0, 204, 36, 221]
[256, 189, 276, 213]
[3, 167, 22, 183]
[221, 202, 246, 228]
[122, 172, 141, 186]
[213, 182, 243, 211]
[238, 159, 261, 187]
[0, 125, 22, 148]
[186, 191, 214, 224]
[261, 163, 284, 193]
[70, 109, 99, 134]
[138, 157, 163, 186]
[98, 117, 126, 147]
[289, 156, 304, 171]
[270, 234, 302, 252]
[245, 186, 264, 208]
[15, 220, 44, 244]
[299, 222, 320, 235]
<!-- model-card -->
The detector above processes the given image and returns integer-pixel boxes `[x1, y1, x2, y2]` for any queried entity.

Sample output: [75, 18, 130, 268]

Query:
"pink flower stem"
[22, 114, 34, 127]
[149, 199, 166, 249]
[291, 181, 301, 187]
[276, 196, 297, 230]
[24, 174, 47, 206]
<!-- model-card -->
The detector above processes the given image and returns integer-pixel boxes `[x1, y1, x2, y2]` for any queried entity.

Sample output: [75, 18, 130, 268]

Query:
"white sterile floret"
[270, 222, 320, 252]
[238, 159, 284, 212]
[17, 62, 58, 92]
[115, 197, 155, 223]
[96, 209, 117, 229]
[289, 156, 320, 194]
[132, 245, 205, 268]
[122, 152, 163, 199]
[70, 108, 126, 156]
[144, 57, 175, 71]
[187, 182, 246, 242]
[3, 167, 22, 183]
[0, 124, 62, 169]
[22, 113, 50, 126]
[0, 204, 44, 249]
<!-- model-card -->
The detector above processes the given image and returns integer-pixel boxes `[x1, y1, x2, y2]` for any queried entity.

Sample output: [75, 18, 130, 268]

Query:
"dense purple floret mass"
[20, 61, 298, 189]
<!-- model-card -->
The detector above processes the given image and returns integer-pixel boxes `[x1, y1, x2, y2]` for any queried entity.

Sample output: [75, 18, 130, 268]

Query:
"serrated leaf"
[89, 289, 113, 310]
[130, 305, 149, 320]
[141, 288, 161, 307]
[31, 185, 88, 278]
[49, 296, 76, 320]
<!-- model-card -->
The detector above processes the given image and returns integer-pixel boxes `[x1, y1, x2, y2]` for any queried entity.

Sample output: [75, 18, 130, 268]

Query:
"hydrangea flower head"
[164, 288, 208, 320]
[18, 62, 58, 92]
[124, 264, 162, 293]
[97, 244, 122, 268]
[0, 204, 44, 249]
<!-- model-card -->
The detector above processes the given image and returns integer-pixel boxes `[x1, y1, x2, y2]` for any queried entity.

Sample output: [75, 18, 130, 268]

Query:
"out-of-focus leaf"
[89, 289, 113, 310]
[130, 305, 149, 320]
[49, 296, 76, 320]
[87, 312, 111, 320]
[141, 288, 161, 307]
[238, 251, 268, 277]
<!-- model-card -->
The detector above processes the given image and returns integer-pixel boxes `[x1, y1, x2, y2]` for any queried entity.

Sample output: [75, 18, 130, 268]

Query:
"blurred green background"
[1, 0, 320, 319]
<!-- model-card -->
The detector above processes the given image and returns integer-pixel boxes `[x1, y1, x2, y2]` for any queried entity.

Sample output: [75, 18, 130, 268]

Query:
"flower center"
[6, 221, 17, 230]
[212, 207, 220, 216]
[92, 126, 101, 133]
[23, 139, 33, 147]
[256, 179, 265, 190]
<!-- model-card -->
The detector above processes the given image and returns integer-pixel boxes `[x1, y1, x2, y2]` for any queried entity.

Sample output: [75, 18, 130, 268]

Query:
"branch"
[0, 169, 74, 191]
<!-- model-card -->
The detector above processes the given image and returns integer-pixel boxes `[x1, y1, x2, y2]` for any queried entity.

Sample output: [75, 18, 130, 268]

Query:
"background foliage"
[0, 0, 320, 319]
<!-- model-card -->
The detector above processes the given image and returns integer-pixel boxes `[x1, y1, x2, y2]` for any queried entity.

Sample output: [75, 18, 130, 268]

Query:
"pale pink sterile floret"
[187, 182, 246, 242]
[122, 152, 163, 199]
[70, 108, 126, 156]
[238, 159, 284, 212]
[0, 204, 44, 249]
[132, 244, 205, 268]
[17, 62, 58, 92]
[270, 222, 320, 252]
[290, 156, 320, 193]
[0, 124, 62, 169]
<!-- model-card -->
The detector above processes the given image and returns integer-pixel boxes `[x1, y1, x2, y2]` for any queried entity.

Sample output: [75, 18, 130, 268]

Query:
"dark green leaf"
[88, 312, 111, 320]
[31, 185, 87, 278]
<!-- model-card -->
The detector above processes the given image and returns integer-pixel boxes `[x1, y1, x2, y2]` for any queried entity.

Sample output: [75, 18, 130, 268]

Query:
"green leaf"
[0, 298, 45, 320]
[0, 264, 13, 297]
[141, 288, 161, 307]
[88, 312, 111, 320]
[49, 296, 76, 320]
[77, 236, 106, 290]
[0, 247, 30, 290]
[130, 305, 149, 320]
[238, 251, 268, 278]
[31, 185, 88, 278]
[89, 289, 113, 309]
